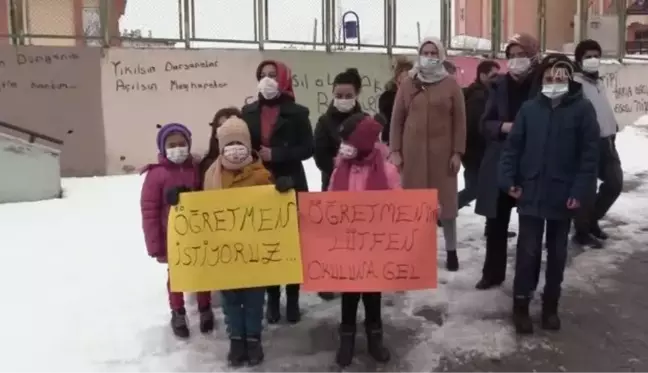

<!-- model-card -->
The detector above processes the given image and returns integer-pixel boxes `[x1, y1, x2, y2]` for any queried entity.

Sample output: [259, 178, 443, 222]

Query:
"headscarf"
[409, 37, 449, 84]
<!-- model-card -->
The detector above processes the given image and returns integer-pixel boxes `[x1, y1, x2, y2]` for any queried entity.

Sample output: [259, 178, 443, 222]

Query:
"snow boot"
[227, 337, 247, 367]
[541, 298, 561, 331]
[475, 277, 503, 290]
[170, 308, 190, 339]
[335, 324, 356, 367]
[265, 287, 281, 324]
[572, 232, 603, 249]
[365, 323, 390, 363]
[512, 298, 533, 335]
[590, 221, 609, 240]
[246, 336, 264, 366]
[446, 251, 459, 271]
[318, 292, 336, 301]
[198, 306, 215, 334]
[286, 287, 301, 324]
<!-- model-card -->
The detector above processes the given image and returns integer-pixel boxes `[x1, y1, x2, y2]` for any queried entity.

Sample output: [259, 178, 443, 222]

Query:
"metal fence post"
[440, 0, 451, 50]
[256, 0, 265, 50]
[537, 0, 546, 52]
[324, 0, 332, 52]
[183, 0, 191, 48]
[384, 0, 392, 56]
[99, 0, 110, 47]
[578, 0, 589, 43]
[616, 0, 626, 60]
[490, 0, 501, 57]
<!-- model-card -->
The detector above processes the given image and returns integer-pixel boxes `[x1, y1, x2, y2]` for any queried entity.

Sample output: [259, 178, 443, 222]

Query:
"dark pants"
[574, 136, 623, 233]
[514, 216, 570, 301]
[341, 292, 382, 326]
[482, 192, 517, 282]
[267, 284, 300, 301]
[221, 288, 266, 338]
[458, 166, 479, 209]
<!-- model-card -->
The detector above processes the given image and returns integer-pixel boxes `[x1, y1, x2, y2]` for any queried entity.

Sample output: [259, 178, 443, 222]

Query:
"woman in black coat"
[377, 57, 413, 145]
[241, 59, 313, 325]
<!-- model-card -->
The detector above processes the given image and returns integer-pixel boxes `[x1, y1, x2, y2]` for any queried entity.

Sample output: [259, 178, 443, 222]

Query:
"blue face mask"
[541, 83, 568, 99]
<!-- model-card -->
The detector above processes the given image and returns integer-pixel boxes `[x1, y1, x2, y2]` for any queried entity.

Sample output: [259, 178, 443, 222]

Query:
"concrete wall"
[0, 132, 61, 203]
[4, 45, 648, 177]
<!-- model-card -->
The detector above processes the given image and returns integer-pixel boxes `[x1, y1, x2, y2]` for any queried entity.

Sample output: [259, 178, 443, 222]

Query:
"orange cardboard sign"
[298, 189, 438, 292]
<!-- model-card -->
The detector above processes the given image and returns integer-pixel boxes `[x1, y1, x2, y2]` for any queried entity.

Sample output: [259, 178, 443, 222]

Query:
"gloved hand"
[165, 186, 191, 206]
[274, 176, 294, 193]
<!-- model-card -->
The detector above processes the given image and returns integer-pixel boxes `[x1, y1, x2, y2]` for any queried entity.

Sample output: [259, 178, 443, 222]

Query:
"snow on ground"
[2, 127, 648, 371]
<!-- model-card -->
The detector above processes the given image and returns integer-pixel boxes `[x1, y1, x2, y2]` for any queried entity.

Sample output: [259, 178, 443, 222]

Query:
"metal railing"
[0, 0, 639, 59]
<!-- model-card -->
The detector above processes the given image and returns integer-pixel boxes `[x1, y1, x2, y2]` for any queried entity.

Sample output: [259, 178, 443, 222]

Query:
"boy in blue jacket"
[499, 54, 600, 335]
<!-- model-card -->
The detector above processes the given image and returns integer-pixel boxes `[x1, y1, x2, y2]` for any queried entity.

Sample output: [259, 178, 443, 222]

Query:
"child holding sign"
[202, 116, 294, 367]
[140, 123, 215, 339]
[328, 113, 400, 367]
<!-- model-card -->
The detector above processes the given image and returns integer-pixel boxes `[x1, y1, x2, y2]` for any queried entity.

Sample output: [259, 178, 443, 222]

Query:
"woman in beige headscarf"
[389, 37, 467, 271]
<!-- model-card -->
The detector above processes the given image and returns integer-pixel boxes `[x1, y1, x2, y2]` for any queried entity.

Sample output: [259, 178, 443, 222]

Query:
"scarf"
[203, 156, 225, 190]
[409, 63, 449, 84]
[329, 148, 389, 191]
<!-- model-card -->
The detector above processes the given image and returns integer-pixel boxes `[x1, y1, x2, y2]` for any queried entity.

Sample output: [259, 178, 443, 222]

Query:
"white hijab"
[409, 37, 449, 84]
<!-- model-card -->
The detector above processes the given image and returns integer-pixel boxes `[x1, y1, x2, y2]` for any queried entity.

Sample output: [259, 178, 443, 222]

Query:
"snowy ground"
[2, 127, 648, 372]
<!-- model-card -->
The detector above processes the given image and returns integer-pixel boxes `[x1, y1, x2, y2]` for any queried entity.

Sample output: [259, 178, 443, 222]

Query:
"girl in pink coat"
[140, 122, 214, 339]
[328, 113, 400, 367]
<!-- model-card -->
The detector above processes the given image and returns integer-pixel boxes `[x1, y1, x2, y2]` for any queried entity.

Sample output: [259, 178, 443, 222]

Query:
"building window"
[634, 29, 648, 40]
[83, 6, 101, 46]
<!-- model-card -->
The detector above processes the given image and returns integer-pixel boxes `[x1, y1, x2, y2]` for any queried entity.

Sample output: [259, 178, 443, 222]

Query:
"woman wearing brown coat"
[389, 37, 467, 271]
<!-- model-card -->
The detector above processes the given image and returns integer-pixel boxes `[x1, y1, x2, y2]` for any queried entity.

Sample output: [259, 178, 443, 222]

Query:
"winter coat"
[140, 155, 200, 258]
[313, 103, 363, 191]
[475, 74, 535, 218]
[378, 86, 397, 144]
[499, 89, 600, 220]
[329, 158, 401, 192]
[218, 157, 273, 190]
[462, 81, 489, 170]
[242, 60, 314, 192]
[389, 43, 466, 220]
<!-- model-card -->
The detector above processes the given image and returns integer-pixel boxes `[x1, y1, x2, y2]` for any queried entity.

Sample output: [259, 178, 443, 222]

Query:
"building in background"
[454, 0, 648, 54]
[0, 0, 126, 46]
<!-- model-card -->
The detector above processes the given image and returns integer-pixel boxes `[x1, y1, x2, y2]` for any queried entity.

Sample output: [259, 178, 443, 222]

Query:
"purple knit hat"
[156, 123, 192, 154]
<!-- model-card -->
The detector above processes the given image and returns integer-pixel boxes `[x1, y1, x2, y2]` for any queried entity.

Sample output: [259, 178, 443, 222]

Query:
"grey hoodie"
[573, 73, 619, 138]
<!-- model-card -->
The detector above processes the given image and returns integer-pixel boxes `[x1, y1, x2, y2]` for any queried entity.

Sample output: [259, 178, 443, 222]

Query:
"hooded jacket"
[242, 60, 314, 192]
[140, 123, 200, 258]
[499, 72, 600, 220]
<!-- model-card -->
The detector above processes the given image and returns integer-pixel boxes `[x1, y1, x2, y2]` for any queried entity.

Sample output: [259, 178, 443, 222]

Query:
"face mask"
[338, 143, 357, 160]
[507, 57, 531, 75]
[258, 77, 279, 99]
[582, 58, 600, 73]
[541, 83, 569, 99]
[222, 144, 250, 164]
[166, 146, 189, 164]
[333, 98, 356, 113]
[420, 56, 441, 70]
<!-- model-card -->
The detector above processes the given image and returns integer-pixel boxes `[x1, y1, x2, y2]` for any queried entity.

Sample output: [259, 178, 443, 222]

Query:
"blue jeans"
[458, 167, 479, 209]
[514, 215, 569, 301]
[221, 288, 266, 338]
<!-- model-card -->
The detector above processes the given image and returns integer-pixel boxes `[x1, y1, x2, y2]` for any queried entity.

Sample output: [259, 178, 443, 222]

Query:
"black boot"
[590, 221, 609, 240]
[365, 323, 390, 363]
[446, 251, 459, 271]
[318, 292, 336, 301]
[512, 298, 533, 335]
[170, 308, 190, 338]
[227, 337, 247, 367]
[572, 232, 603, 249]
[286, 297, 301, 324]
[198, 306, 215, 334]
[265, 287, 280, 324]
[541, 298, 561, 331]
[246, 336, 265, 366]
[335, 324, 356, 367]
[475, 277, 503, 290]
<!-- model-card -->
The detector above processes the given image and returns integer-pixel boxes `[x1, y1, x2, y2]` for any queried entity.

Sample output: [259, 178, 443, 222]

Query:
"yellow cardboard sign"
[167, 185, 303, 292]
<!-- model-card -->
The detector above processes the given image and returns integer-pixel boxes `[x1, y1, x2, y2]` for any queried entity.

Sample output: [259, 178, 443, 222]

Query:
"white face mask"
[258, 77, 279, 99]
[507, 57, 531, 75]
[333, 98, 356, 113]
[166, 146, 189, 164]
[420, 56, 441, 70]
[541, 83, 569, 99]
[338, 143, 357, 160]
[582, 58, 600, 73]
[222, 144, 250, 164]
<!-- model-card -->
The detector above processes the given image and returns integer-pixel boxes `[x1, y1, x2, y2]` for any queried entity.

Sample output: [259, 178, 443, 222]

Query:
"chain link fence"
[1, 0, 635, 58]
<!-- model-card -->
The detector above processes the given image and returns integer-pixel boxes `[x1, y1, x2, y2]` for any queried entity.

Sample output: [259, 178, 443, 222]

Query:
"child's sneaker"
[227, 337, 247, 367]
[246, 336, 265, 366]
[170, 308, 190, 338]
[198, 306, 215, 334]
